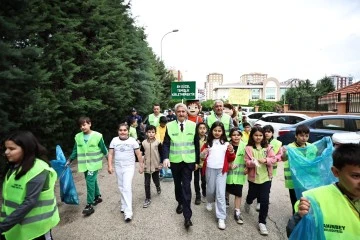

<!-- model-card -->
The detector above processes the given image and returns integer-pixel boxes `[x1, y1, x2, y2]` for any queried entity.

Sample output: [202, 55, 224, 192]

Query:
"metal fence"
[346, 93, 360, 113]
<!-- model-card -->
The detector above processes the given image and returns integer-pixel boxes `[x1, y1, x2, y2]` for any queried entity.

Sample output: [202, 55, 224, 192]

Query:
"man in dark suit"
[162, 103, 199, 229]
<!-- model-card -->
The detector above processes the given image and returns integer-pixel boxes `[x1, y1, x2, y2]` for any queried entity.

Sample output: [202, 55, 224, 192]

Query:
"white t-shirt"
[206, 139, 229, 169]
[109, 137, 139, 167]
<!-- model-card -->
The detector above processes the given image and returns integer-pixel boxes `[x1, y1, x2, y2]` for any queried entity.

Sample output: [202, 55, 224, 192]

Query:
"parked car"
[255, 113, 311, 138]
[277, 115, 360, 145]
[244, 112, 275, 126]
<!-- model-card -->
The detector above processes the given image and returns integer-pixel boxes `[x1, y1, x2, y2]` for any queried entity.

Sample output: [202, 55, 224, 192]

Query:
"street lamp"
[160, 29, 179, 61]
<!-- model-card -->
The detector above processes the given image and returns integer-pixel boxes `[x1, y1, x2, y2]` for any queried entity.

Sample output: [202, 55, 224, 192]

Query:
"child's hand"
[298, 197, 310, 217]
[108, 166, 114, 174]
[138, 163, 144, 174]
[200, 149, 209, 158]
[227, 145, 234, 153]
[231, 164, 238, 169]
[158, 163, 163, 170]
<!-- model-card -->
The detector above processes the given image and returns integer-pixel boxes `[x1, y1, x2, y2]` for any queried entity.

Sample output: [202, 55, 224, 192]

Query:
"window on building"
[265, 87, 276, 100]
[251, 89, 260, 100]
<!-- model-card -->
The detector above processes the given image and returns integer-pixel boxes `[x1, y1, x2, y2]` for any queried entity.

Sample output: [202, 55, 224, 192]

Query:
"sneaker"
[218, 219, 226, 230]
[226, 197, 230, 208]
[256, 203, 260, 212]
[93, 196, 103, 206]
[206, 202, 213, 211]
[143, 198, 151, 208]
[201, 195, 206, 203]
[82, 204, 95, 216]
[258, 223, 269, 235]
[244, 203, 251, 214]
[156, 186, 161, 194]
[234, 210, 244, 224]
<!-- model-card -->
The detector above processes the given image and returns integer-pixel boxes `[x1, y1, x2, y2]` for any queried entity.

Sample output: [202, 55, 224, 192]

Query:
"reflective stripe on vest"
[226, 142, 247, 185]
[1, 159, 60, 240]
[167, 121, 196, 163]
[302, 185, 360, 239]
[207, 114, 231, 137]
[270, 139, 282, 177]
[75, 131, 104, 172]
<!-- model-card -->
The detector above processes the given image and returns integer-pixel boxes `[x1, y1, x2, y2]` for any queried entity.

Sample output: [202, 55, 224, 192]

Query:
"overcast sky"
[130, 0, 360, 86]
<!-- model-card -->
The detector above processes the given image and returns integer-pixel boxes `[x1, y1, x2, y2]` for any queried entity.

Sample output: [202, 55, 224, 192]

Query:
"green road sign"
[171, 81, 196, 99]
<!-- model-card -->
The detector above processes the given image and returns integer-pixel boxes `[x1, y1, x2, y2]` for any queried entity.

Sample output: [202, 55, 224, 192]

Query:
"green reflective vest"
[270, 139, 282, 177]
[167, 121, 196, 163]
[0, 159, 60, 240]
[75, 131, 104, 172]
[302, 185, 360, 239]
[207, 114, 231, 138]
[284, 142, 317, 189]
[148, 113, 164, 127]
[226, 141, 247, 185]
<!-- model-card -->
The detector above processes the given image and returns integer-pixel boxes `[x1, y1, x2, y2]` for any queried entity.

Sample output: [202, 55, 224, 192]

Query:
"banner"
[228, 89, 251, 105]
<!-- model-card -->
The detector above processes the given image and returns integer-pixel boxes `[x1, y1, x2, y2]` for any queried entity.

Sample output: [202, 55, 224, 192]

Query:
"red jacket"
[201, 143, 235, 176]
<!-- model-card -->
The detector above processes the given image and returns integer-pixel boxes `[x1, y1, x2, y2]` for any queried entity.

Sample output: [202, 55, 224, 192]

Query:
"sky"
[130, 0, 360, 87]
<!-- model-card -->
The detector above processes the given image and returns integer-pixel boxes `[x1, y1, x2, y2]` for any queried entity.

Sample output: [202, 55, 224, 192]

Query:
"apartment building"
[205, 73, 223, 100]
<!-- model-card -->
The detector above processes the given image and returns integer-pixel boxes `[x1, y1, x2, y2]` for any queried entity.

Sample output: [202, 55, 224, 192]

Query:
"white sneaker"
[206, 202, 213, 211]
[218, 219, 226, 230]
[244, 203, 251, 213]
[201, 196, 206, 203]
[256, 203, 260, 212]
[258, 223, 269, 235]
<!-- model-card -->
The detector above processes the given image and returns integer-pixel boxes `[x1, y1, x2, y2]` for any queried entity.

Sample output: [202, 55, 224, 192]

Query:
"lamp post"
[160, 29, 179, 61]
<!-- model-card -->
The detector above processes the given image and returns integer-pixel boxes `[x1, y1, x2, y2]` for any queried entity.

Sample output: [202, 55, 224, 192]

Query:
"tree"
[0, 0, 174, 156]
[315, 76, 335, 97]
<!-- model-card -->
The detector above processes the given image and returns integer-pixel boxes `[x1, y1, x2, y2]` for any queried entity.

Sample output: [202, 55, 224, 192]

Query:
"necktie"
[180, 123, 184, 132]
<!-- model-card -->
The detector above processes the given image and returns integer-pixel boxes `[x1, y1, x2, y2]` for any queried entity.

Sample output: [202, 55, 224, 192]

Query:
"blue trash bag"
[287, 136, 337, 199]
[161, 168, 173, 182]
[289, 196, 326, 240]
[50, 145, 79, 205]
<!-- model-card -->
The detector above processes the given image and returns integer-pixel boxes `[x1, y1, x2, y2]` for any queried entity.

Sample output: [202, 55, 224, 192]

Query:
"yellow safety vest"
[207, 114, 231, 138]
[0, 159, 60, 240]
[167, 121, 196, 163]
[148, 113, 164, 127]
[302, 185, 360, 239]
[226, 141, 247, 185]
[75, 131, 104, 172]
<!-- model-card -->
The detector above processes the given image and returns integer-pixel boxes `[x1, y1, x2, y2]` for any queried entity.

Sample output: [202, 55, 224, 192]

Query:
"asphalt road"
[52, 161, 292, 240]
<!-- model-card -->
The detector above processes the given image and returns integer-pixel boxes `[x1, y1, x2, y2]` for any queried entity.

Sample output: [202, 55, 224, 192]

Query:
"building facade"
[213, 77, 290, 102]
[329, 75, 353, 90]
[205, 73, 223, 100]
[239, 72, 268, 85]
[169, 69, 183, 82]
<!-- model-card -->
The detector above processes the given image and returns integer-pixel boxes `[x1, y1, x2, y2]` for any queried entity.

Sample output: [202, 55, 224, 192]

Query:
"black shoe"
[156, 186, 161, 194]
[93, 196, 103, 206]
[184, 219, 193, 229]
[195, 197, 201, 205]
[82, 204, 95, 216]
[176, 204, 183, 214]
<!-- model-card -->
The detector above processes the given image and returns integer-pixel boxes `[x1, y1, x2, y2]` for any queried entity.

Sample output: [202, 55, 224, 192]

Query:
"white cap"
[332, 132, 360, 144]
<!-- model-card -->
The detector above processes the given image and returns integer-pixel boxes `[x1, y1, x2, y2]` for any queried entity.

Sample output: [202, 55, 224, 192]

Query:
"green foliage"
[0, 0, 173, 157]
[315, 76, 335, 97]
[248, 100, 281, 112]
[201, 100, 215, 111]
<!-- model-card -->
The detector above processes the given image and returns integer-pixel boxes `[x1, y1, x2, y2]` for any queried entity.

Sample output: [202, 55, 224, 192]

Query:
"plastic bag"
[50, 145, 79, 205]
[161, 168, 173, 182]
[289, 196, 325, 240]
[288, 136, 337, 199]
